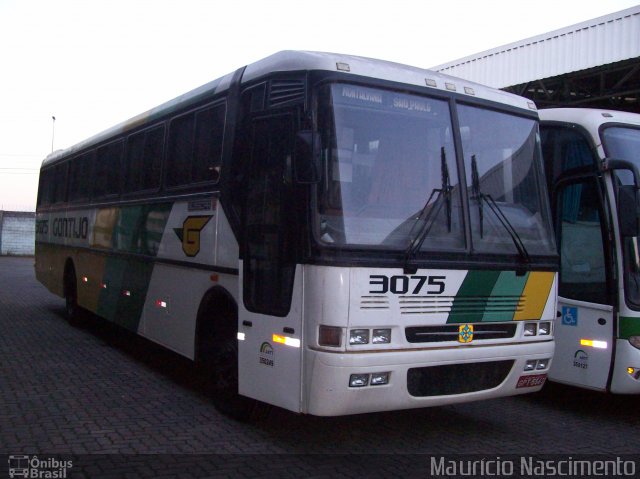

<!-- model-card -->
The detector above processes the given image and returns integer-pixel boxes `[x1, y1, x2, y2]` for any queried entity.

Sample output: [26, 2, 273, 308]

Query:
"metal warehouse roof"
[432, 6, 640, 88]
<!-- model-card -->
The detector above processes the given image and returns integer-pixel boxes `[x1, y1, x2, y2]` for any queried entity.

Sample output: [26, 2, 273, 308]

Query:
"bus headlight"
[350, 329, 370, 345]
[372, 329, 391, 344]
[349, 374, 369, 387]
[538, 322, 552, 335]
[524, 359, 550, 371]
[524, 323, 537, 336]
[536, 358, 549, 370]
[370, 372, 390, 385]
[629, 336, 640, 350]
[349, 372, 390, 387]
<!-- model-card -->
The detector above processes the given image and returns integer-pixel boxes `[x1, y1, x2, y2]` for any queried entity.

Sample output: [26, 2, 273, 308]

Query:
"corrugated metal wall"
[0, 211, 35, 255]
[432, 6, 640, 89]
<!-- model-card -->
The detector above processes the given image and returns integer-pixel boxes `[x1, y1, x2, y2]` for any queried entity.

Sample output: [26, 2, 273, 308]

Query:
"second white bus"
[540, 108, 640, 393]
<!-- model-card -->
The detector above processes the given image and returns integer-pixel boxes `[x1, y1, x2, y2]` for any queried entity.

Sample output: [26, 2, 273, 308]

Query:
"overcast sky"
[1, 0, 638, 210]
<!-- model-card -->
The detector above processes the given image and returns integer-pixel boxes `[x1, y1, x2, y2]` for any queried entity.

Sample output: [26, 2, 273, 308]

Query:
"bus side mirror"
[618, 184, 640, 238]
[294, 130, 320, 184]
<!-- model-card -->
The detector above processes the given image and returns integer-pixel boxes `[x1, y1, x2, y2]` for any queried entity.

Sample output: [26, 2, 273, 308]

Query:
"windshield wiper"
[471, 155, 484, 237]
[470, 155, 530, 267]
[403, 147, 452, 273]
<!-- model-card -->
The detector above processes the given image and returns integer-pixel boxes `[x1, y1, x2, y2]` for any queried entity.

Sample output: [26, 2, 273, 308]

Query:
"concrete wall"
[0, 211, 35, 255]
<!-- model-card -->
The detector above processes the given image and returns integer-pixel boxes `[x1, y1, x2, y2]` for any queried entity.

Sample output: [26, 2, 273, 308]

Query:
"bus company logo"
[573, 349, 589, 369]
[173, 215, 212, 257]
[259, 342, 274, 367]
[458, 324, 473, 343]
[51, 216, 89, 240]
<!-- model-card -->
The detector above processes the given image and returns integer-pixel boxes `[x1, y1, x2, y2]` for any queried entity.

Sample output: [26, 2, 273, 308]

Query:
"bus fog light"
[319, 326, 342, 347]
[536, 358, 549, 370]
[372, 329, 391, 344]
[524, 323, 537, 336]
[349, 374, 369, 387]
[538, 322, 551, 335]
[627, 367, 640, 380]
[370, 372, 390, 385]
[524, 360, 537, 371]
[629, 336, 640, 350]
[350, 329, 370, 345]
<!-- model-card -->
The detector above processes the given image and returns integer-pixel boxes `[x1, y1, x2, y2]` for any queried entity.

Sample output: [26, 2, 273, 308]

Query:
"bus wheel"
[64, 266, 84, 326]
[206, 331, 270, 421]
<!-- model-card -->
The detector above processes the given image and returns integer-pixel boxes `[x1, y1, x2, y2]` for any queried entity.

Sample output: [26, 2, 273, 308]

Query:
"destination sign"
[333, 84, 438, 117]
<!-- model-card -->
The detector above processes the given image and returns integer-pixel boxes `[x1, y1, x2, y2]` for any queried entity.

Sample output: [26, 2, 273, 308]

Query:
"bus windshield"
[602, 126, 640, 307]
[603, 126, 640, 162]
[316, 83, 555, 258]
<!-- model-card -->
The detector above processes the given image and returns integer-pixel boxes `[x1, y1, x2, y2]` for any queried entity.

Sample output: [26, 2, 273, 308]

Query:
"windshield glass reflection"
[315, 83, 555, 258]
[317, 84, 464, 251]
[457, 104, 555, 256]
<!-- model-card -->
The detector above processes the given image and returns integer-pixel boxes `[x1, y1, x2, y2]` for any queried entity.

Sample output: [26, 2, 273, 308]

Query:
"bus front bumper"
[303, 340, 554, 416]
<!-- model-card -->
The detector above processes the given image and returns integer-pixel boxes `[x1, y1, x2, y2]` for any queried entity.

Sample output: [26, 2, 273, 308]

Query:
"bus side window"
[94, 140, 123, 198]
[166, 113, 195, 188]
[125, 125, 164, 193]
[68, 151, 94, 202]
[52, 162, 68, 204]
[540, 126, 597, 190]
[166, 102, 225, 189]
[37, 168, 54, 207]
[556, 179, 611, 305]
[192, 103, 225, 184]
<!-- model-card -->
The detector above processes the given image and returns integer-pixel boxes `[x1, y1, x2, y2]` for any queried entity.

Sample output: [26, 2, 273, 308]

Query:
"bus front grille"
[407, 360, 514, 397]
[399, 296, 523, 315]
[359, 295, 524, 315]
[405, 323, 517, 343]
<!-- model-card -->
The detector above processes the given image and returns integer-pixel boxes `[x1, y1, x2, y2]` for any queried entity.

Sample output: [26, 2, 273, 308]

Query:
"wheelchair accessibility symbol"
[562, 306, 578, 326]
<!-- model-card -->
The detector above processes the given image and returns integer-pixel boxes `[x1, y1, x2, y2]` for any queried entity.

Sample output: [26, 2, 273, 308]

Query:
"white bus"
[36, 51, 557, 418]
[540, 108, 640, 393]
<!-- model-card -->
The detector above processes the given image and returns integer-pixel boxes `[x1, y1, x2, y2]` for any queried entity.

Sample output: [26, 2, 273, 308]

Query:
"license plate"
[516, 373, 547, 388]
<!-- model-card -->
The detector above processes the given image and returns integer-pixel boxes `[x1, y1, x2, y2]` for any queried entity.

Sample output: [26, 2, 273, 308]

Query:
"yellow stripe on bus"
[513, 272, 555, 321]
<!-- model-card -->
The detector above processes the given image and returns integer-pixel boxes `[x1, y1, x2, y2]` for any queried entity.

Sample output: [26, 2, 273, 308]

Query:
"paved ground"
[1, 256, 639, 478]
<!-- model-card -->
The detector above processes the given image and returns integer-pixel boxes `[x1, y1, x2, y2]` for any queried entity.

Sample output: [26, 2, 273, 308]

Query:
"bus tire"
[197, 298, 270, 421]
[63, 263, 84, 326]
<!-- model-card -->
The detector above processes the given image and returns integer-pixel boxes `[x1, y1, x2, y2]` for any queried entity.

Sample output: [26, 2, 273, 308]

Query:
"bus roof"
[539, 108, 640, 131]
[43, 50, 537, 167]
[242, 50, 536, 108]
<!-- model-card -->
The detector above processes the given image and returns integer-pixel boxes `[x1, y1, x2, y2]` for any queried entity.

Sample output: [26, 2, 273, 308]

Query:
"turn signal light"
[319, 326, 342, 347]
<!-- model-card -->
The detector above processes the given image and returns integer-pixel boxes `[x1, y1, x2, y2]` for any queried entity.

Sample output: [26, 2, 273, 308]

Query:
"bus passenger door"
[237, 114, 304, 412]
[550, 177, 615, 391]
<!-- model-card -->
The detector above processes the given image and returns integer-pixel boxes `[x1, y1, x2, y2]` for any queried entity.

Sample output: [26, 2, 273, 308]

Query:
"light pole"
[51, 116, 56, 153]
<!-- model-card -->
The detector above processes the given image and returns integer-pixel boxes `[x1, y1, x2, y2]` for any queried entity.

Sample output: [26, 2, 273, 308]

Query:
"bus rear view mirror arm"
[602, 158, 640, 187]
[618, 184, 640, 238]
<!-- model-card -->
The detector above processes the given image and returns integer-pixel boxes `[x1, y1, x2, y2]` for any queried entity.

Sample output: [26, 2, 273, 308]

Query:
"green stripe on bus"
[97, 256, 154, 331]
[94, 203, 173, 330]
[447, 270, 501, 324]
[619, 316, 640, 339]
[481, 271, 529, 322]
[114, 203, 172, 255]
